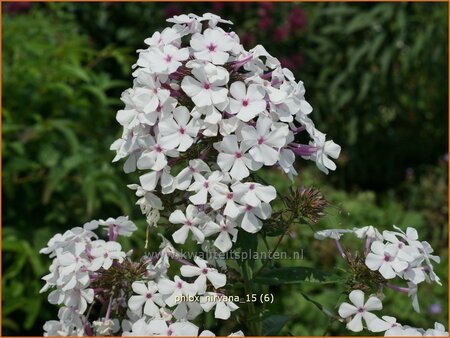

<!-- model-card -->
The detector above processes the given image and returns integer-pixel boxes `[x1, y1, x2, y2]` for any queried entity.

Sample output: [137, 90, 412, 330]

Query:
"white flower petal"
[348, 290, 365, 308]
[346, 313, 363, 332]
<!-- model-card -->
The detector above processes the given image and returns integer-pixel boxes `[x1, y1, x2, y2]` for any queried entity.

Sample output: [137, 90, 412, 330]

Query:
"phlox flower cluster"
[40, 218, 129, 336]
[109, 12, 340, 333]
[41, 217, 243, 336]
[315, 225, 446, 335]
[110, 12, 341, 246]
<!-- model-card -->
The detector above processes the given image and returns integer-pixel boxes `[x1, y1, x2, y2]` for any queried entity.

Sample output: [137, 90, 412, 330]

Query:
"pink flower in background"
[260, 2, 274, 11]
[212, 2, 225, 13]
[258, 3, 274, 31]
[4, 2, 32, 14]
[240, 32, 256, 49]
[258, 16, 273, 31]
[275, 25, 290, 41]
[164, 4, 182, 18]
[232, 3, 251, 13]
[288, 7, 307, 31]
[280, 53, 305, 71]
[279, 57, 295, 71]
[291, 53, 305, 68]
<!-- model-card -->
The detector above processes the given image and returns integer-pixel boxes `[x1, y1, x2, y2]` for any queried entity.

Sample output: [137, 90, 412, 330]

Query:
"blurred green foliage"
[2, 2, 448, 336]
[2, 8, 139, 333]
[299, 3, 448, 189]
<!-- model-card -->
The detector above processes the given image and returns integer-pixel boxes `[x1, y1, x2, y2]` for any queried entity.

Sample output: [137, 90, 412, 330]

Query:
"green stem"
[254, 230, 288, 277]
[241, 261, 261, 336]
[261, 233, 270, 251]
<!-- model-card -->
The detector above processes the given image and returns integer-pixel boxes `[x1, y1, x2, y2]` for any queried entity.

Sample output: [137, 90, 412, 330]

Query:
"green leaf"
[235, 230, 258, 269]
[357, 73, 372, 102]
[300, 292, 341, 320]
[50, 119, 80, 153]
[380, 48, 394, 77]
[254, 266, 338, 285]
[369, 34, 386, 60]
[3, 252, 27, 280]
[23, 242, 45, 275]
[63, 64, 90, 82]
[24, 288, 42, 329]
[345, 13, 372, 34]
[262, 314, 291, 335]
[347, 43, 370, 72]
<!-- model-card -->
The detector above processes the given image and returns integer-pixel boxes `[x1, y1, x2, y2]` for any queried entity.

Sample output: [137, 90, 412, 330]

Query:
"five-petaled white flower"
[229, 82, 267, 122]
[180, 257, 227, 294]
[89, 240, 126, 271]
[232, 181, 277, 207]
[338, 290, 390, 332]
[187, 171, 225, 205]
[203, 215, 238, 252]
[365, 241, 410, 279]
[210, 184, 243, 218]
[175, 159, 211, 190]
[239, 202, 272, 233]
[200, 292, 239, 320]
[137, 45, 189, 74]
[128, 281, 164, 317]
[190, 28, 235, 65]
[169, 205, 206, 244]
[215, 135, 262, 180]
[159, 106, 200, 151]
[181, 63, 229, 108]
[306, 130, 341, 174]
[158, 276, 197, 307]
[240, 115, 290, 165]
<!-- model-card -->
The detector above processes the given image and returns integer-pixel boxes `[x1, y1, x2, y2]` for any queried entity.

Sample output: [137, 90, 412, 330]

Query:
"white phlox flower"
[338, 290, 391, 333]
[180, 257, 227, 294]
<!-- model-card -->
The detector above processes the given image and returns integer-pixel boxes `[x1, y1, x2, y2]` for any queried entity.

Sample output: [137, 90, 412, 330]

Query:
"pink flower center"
[246, 204, 253, 211]
[178, 127, 186, 134]
[103, 253, 109, 258]
[167, 329, 174, 336]
[202, 268, 208, 274]
[226, 192, 234, 199]
[207, 43, 217, 52]
[203, 181, 209, 188]
[235, 151, 242, 159]
[358, 307, 365, 313]
[154, 144, 163, 153]
[203, 83, 211, 90]
[186, 220, 193, 227]
[257, 136, 265, 145]
[249, 183, 255, 190]
[242, 99, 249, 107]
[146, 292, 152, 299]
[176, 282, 183, 289]
[188, 165, 196, 172]
[164, 54, 173, 63]
[384, 254, 392, 262]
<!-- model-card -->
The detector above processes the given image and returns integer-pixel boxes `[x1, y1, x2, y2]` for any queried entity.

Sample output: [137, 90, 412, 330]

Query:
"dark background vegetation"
[2, 2, 448, 335]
